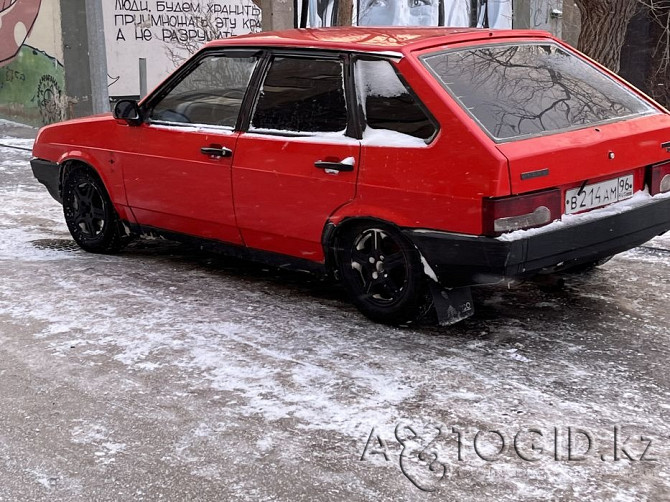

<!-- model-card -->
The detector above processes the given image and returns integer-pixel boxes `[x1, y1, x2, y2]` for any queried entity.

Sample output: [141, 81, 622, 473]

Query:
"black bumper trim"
[31, 158, 62, 203]
[404, 195, 670, 286]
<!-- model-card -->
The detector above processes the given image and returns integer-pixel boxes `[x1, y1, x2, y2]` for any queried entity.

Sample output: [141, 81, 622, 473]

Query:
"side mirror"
[113, 99, 142, 125]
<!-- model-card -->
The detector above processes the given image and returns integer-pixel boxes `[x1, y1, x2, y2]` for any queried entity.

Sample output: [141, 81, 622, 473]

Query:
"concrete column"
[513, 0, 531, 29]
[61, 1, 92, 118]
[61, 0, 109, 118]
[259, 0, 294, 31]
[562, 1, 581, 46]
[513, 0, 563, 38]
[85, 0, 110, 114]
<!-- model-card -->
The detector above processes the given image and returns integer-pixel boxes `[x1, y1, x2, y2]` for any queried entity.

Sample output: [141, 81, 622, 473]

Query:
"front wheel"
[62, 167, 124, 253]
[335, 223, 427, 325]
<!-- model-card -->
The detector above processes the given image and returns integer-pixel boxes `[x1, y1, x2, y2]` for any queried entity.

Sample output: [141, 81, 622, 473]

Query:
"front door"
[123, 51, 260, 244]
[232, 55, 359, 261]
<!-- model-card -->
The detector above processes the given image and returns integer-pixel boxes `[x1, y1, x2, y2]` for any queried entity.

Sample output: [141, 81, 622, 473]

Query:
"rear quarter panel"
[334, 53, 511, 236]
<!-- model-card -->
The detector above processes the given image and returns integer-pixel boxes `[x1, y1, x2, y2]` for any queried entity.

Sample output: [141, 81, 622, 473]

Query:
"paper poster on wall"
[358, 0, 441, 26]
[295, 0, 510, 29]
[476, 0, 512, 29]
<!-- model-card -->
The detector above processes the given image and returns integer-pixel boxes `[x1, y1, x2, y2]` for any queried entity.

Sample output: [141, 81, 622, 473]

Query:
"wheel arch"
[322, 201, 423, 274]
[60, 158, 102, 184]
[60, 164, 129, 253]
[58, 149, 106, 181]
[322, 216, 410, 279]
[58, 155, 135, 224]
[324, 216, 430, 325]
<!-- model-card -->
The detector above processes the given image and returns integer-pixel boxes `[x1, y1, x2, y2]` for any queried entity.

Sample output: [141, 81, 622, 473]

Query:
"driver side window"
[150, 54, 258, 128]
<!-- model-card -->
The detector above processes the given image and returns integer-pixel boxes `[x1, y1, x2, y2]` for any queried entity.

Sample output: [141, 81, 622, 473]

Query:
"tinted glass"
[355, 59, 436, 140]
[150, 55, 257, 128]
[251, 57, 347, 133]
[422, 43, 655, 141]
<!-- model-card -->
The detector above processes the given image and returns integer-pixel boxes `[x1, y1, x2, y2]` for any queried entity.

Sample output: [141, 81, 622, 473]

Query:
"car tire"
[62, 167, 124, 253]
[336, 223, 427, 325]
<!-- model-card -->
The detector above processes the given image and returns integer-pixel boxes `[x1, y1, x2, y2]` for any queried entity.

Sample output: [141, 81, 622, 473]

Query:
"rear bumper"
[404, 193, 670, 286]
[31, 158, 61, 203]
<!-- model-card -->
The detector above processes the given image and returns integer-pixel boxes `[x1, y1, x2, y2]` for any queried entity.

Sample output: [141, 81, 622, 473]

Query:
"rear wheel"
[62, 167, 123, 253]
[336, 223, 427, 325]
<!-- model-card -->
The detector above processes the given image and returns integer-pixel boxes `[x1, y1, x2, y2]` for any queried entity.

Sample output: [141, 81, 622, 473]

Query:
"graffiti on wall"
[103, 1, 262, 97]
[0, 0, 65, 125]
[0, 0, 42, 66]
[36, 73, 64, 124]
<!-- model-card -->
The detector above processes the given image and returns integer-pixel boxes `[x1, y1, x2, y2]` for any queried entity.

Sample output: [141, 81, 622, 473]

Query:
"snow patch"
[0, 136, 35, 148]
[355, 59, 406, 99]
[244, 128, 355, 144]
[150, 123, 235, 135]
[362, 127, 428, 147]
[70, 423, 109, 445]
[498, 189, 670, 242]
[26, 469, 60, 490]
[420, 255, 439, 282]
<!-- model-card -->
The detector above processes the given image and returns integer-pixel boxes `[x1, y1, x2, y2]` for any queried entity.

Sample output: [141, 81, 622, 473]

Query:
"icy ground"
[1, 120, 669, 500]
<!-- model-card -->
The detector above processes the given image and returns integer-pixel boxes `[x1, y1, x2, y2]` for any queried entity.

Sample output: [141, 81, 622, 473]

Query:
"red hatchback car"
[31, 27, 670, 325]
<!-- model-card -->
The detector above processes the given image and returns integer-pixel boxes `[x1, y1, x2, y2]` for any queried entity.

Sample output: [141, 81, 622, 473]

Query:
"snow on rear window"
[356, 59, 407, 99]
[422, 43, 655, 141]
[355, 59, 437, 141]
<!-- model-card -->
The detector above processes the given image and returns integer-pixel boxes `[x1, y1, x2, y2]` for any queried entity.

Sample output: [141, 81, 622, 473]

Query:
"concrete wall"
[26, 1, 64, 62]
[0, 0, 66, 126]
[513, 0, 563, 38]
[103, 0, 262, 98]
[561, 0, 580, 47]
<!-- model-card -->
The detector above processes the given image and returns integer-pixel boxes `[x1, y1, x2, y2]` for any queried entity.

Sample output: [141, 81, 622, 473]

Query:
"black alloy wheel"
[336, 224, 426, 325]
[62, 167, 123, 253]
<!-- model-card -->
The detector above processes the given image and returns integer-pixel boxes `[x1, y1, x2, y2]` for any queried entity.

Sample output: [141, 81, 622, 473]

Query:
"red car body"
[31, 27, 670, 325]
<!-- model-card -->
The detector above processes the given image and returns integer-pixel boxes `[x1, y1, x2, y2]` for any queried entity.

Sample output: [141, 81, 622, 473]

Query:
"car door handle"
[314, 160, 354, 172]
[200, 146, 232, 158]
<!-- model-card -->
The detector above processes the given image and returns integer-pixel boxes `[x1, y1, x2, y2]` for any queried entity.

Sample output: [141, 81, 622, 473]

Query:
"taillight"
[483, 189, 561, 235]
[649, 161, 670, 195]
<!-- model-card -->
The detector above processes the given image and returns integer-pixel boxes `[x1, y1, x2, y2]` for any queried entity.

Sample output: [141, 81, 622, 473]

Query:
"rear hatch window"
[421, 42, 656, 142]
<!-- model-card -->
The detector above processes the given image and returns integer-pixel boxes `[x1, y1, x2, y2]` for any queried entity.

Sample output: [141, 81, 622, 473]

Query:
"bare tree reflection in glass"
[423, 44, 654, 141]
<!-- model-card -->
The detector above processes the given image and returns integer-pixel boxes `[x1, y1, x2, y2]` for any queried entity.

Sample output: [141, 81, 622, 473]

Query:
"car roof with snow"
[203, 27, 553, 55]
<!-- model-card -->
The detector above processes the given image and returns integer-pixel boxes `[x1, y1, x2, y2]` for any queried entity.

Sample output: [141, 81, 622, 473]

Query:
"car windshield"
[421, 42, 656, 141]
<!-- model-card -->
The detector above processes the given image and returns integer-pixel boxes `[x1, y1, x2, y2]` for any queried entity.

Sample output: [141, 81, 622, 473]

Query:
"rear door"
[232, 54, 359, 260]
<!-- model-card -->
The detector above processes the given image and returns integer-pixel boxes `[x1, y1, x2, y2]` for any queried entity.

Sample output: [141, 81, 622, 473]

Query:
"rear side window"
[251, 57, 347, 133]
[355, 59, 436, 141]
[422, 43, 655, 141]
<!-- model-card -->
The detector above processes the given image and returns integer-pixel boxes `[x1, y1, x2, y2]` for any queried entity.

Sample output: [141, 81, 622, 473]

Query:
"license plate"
[564, 175, 634, 215]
